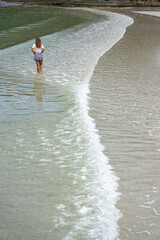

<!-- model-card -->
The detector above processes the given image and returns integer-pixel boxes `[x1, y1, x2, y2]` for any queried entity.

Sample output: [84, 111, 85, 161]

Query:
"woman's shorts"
[34, 53, 43, 61]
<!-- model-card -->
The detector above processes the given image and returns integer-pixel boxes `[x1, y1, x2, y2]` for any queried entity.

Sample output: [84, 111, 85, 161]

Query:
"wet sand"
[90, 9, 160, 240]
[133, 10, 160, 17]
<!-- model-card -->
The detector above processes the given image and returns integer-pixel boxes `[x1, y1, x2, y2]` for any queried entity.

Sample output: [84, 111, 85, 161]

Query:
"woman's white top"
[32, 43, 44, 53]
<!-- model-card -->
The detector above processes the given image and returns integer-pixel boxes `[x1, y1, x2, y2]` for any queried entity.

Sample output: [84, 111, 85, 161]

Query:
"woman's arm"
[32, 48, 35, 54]
[41, 48, 45, 53]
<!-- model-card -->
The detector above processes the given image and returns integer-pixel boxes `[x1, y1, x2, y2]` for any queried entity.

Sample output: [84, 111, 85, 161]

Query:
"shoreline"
[1, 0, 160, 20]
[89, 7, 160, 239]
[2, 0, 160, 8]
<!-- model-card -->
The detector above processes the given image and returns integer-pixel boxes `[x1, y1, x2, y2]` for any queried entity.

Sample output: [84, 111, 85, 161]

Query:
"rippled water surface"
[0, 6, 133, 240]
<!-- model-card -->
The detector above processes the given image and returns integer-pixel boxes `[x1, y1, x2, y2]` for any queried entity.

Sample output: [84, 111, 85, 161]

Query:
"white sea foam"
[46, 10, 133, 240]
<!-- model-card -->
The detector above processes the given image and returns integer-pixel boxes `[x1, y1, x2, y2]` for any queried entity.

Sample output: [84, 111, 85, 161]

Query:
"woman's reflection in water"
[33, 75, 45, 102]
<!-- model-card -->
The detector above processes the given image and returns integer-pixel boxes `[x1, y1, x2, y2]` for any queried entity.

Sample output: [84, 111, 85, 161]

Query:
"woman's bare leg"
[39, 60, 43, 73]
[36, 61, 40, 73]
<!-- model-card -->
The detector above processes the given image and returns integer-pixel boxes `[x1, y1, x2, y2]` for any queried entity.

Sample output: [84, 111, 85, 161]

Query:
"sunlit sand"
[134, 11, 160, 17]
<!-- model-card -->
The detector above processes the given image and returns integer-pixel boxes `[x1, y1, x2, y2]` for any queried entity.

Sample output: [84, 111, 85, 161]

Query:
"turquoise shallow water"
[0, 5, 134, 240]
[0, 6, 103, 49]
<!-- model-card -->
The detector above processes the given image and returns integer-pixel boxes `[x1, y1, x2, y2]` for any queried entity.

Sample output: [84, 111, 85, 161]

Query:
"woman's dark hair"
[36, 37, 41, 48]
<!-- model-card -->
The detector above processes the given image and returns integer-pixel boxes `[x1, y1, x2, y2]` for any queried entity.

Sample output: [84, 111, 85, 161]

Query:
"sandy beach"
[90, 8, 160, 239]
[133, 10, 160, 17]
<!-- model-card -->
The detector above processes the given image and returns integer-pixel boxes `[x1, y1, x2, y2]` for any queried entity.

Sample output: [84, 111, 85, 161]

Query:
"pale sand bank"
[90, 9, 160, 240]
[133, 10, 160, 17]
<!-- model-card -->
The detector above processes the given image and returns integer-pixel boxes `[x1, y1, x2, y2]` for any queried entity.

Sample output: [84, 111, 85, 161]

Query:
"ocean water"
[0, 5, 134, 240]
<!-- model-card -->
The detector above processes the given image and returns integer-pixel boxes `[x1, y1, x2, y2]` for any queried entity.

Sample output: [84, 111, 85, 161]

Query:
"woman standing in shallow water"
[32, 37, 45, 73]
